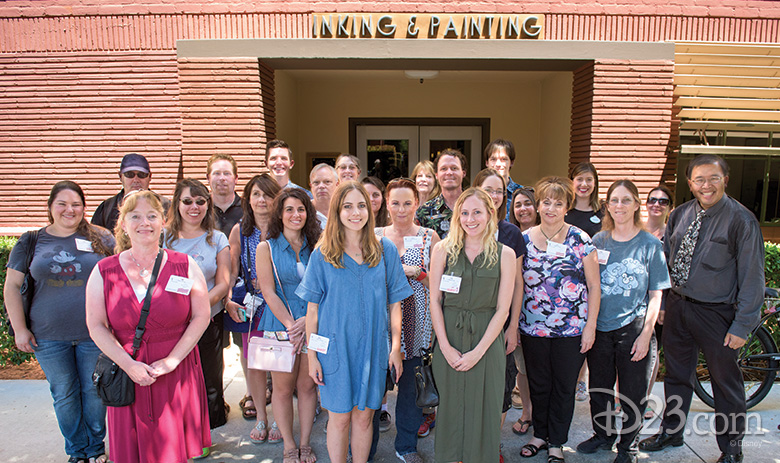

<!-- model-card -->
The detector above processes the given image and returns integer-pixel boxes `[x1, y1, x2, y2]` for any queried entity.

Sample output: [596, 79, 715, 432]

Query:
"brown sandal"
[283, 447, 300, 463]
[239, 395, 257, 420]
[299, 445, 317, 463]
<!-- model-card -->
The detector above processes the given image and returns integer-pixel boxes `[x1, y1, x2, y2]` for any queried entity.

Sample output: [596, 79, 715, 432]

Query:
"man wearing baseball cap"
[91, 153, 171, 231]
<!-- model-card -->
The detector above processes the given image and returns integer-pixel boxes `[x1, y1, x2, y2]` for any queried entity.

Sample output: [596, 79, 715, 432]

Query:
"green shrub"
[0, 235, 36, 365]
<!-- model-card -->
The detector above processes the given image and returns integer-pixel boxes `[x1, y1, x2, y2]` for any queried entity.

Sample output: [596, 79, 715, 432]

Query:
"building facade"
[1, 0, 778, 236]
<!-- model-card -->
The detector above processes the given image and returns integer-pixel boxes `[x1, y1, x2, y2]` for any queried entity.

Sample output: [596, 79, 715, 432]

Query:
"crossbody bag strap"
[131, 249, 165, 358]
[267, 243, 293, 319]
[24, 229, 40, 274]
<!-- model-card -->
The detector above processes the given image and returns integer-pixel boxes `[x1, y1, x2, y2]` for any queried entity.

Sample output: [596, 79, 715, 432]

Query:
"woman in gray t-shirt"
[577, 180, 671, 461]
[164, 178, 230, 437]
[5, 180, 114, 463]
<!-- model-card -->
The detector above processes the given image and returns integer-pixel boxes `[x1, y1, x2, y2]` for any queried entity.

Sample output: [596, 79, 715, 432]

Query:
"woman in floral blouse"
[518, 176, 601, 463]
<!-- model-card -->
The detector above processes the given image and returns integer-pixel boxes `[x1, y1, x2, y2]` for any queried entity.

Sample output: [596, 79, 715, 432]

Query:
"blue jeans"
[34, 339, 106, 459]
[394, 357, 423, 455]
[367, 357, 424, 459]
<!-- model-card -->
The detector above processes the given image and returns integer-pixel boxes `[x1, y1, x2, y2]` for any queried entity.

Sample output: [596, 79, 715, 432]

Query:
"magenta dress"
[98, 249, 211, 463]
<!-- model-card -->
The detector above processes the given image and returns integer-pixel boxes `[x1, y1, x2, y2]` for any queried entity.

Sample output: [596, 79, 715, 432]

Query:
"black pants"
[199, 312, 227, 429]
[587, 317, 653, 454]
[661, 291, 746, 455]
[522, 334, 585, 446]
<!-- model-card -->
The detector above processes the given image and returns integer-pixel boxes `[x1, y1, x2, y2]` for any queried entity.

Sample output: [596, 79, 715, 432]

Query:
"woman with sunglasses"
[642, 185, 674, 418]
[163, 179, 231, 453]
[644, 185, 674, 240]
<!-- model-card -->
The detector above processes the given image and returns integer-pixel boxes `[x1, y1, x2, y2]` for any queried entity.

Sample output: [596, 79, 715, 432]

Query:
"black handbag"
[5, 229, 40, 337]
[93, 250, 164, 407]
[414, 346, 439, 408]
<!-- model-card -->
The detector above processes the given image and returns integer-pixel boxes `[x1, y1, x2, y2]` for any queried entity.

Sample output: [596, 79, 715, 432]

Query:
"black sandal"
[520, 441, 549, 458]
[547, 444, 565, 463]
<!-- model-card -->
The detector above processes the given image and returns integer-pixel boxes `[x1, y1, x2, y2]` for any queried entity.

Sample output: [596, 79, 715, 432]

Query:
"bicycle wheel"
[694, 326, 778, 410]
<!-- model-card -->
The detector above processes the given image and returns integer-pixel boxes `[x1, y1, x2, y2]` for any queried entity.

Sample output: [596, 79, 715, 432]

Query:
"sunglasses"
[181, 198, 208, 206]
[122, 171, 149, 179]
[647, 197, 670, 206]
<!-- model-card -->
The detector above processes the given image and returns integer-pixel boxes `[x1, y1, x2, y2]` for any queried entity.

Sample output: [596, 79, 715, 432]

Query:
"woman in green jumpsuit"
[429, 187, 517, 462]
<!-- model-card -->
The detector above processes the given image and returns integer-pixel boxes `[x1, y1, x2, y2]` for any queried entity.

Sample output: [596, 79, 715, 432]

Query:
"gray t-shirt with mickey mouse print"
[7, 228, 115, 341]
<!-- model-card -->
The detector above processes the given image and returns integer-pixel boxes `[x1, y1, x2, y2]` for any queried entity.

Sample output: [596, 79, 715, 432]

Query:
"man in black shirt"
[91, 153, 170, 232]
[639, 154, 764, 463]
[207, 154, 242, 236]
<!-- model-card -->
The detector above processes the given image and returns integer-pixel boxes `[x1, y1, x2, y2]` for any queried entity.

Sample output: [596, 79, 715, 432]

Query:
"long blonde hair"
[114, 190, 164, 253]
[317, 181, 383, 268]
[441, 188, 499, 269]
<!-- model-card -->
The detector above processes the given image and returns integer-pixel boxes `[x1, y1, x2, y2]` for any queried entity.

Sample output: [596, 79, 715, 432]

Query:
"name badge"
[546, 241, 567, 258]
[75, 239, 93, 253]
[597, 249, 611, 265]
[243, 293, 264, 317]
[165, 275, 194, 295]
[309, 333, 330, 354]
[590, 215, 602, 224]
[404, 236, 424, 249]
[440, 274, 462, 294]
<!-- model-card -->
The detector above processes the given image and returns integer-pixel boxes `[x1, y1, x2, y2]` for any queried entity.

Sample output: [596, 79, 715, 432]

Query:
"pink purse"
[247, 335, 296, 373]
[246, 243, 297, 373]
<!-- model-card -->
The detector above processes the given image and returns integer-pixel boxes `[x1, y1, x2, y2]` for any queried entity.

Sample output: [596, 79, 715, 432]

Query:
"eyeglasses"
[482, 188, 505, 197]
[181, 198, 207, 206]
[647, 197, 670, 206]
[122, 171, 149, 179]
[609, 198, 634, 206]
[691, 176, 723, 187]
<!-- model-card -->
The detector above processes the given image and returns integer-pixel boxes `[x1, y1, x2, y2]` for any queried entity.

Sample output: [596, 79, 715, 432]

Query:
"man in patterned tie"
[639, 154, 764, 463]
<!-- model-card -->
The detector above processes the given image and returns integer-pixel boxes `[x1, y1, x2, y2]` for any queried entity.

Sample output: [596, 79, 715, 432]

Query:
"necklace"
[540, 223, 565, 242]
[129, 250, 152, 277]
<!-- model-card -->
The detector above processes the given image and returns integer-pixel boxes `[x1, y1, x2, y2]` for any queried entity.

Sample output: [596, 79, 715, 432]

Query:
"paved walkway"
[2, 345, 779, 462]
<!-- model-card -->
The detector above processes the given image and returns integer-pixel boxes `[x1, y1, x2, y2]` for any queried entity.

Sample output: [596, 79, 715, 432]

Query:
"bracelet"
[415, 269, 427, 282]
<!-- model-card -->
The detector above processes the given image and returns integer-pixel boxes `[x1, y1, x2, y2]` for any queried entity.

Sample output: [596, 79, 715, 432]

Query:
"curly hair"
[267, 188, 321, 252]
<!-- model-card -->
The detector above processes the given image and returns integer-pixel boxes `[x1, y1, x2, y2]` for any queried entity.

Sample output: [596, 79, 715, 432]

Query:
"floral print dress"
[519, 226, 596, 338]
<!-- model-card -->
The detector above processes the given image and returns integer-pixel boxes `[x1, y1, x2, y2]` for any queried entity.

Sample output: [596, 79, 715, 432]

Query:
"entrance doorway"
[352, 118, 489, 184]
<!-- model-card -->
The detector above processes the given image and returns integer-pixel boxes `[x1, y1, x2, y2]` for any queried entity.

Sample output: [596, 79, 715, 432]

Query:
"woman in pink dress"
[86, 190, 212, 463]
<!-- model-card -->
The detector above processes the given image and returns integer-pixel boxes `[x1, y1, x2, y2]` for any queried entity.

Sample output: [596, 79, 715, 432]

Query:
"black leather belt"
[673, 291, 728, 307]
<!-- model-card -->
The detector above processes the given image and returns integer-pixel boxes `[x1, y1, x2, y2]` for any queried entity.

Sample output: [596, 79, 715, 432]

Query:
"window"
[678, 129, 780, 225]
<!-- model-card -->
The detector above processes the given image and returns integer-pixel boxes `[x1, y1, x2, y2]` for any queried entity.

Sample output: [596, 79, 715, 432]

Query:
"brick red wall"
[178, 58, 275, 184]
[570, 60, 676, 202]
[0, 51, 181, 229]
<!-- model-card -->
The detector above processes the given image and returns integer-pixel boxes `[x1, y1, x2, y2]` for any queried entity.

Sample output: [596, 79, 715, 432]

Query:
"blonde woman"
[86, 190, 211, 463]
[429, 188, 516, 463]
[297, 181, 412, 463]
[411, 160, 440, 205]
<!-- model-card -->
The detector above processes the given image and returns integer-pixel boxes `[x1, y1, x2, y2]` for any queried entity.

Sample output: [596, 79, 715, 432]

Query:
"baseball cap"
[119, 153, 150, 174]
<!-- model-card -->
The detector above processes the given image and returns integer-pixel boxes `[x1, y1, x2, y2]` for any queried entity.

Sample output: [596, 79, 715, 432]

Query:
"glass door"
[420, 126, 482, 183]
[356, 124, 483, 183]
[356, 126, 420, 184]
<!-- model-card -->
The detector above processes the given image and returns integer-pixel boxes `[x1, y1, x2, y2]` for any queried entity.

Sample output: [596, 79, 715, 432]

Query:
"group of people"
[4, 137, 764, 463]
